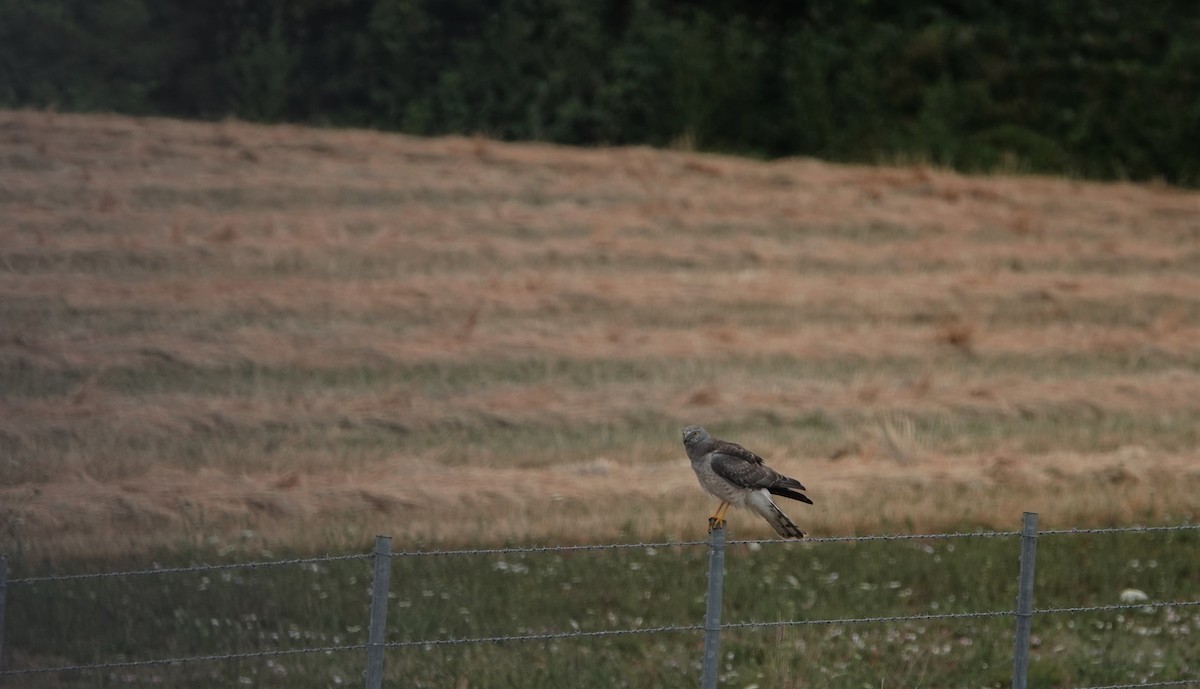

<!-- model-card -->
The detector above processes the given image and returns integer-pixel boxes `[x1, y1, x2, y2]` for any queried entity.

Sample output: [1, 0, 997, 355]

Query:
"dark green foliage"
[0, 0, 167, 113]
[4, 0, 1200, 182]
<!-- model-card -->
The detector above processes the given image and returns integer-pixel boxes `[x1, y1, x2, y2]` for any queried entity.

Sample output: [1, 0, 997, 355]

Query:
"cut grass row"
[5, 401, 1200, 484]
[8, 245, 1200, 279]
[7, 351, 1200, 399]
[5, 284, 1200, 333]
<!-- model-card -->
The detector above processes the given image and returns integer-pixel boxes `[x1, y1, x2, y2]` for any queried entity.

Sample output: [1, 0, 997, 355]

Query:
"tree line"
[3, 0, 1199, 182]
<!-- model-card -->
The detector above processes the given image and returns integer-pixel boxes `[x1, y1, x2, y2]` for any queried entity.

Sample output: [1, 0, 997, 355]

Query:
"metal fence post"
[1011, 512, 1039, 689]
[700, 526, 726, 689]
[0, 556, 7, 674]
[364, 536, 392, 689]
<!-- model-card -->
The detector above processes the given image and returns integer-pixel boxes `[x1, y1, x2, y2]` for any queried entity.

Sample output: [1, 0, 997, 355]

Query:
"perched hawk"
[682, 425, 812, 538]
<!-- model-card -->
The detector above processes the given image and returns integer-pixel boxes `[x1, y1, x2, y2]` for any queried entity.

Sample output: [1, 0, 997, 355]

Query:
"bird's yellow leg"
[708, 501, 730, 531]
[715, 501, 733, 524]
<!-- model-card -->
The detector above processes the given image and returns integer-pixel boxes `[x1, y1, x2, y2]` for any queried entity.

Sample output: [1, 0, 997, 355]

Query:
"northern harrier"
[682, 425, 812, 538]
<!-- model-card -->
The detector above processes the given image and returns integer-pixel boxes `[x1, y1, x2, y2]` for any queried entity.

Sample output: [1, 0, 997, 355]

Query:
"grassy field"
[1, 110, 1198, 686]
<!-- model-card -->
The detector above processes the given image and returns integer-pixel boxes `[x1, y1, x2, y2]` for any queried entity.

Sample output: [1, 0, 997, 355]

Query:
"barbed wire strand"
[6, 599, 1199, 676]
[393, 540, 708, 559]
[386, 623, 705, 648]
[732, 531, 1020, 546]
[376, 612, 1022, 657]
[0, 643, 368, 677]
[1039, 525, 1200, 537]
[9, 553, 372, 585]
[359, 599, 1200, 650]
[309, 598, 1200, 651]
[383, 610, 1017, 651]
[1069, 680, 1200, 689]
[726, 608, 1016, 629]
[1036, 600, 1200, 616]
[393, 531, 1025, 559]
[9, 523, 1197, 583]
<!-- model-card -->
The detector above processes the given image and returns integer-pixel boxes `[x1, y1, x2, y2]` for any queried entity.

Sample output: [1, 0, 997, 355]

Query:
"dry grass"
[2, 110, 1199, 564]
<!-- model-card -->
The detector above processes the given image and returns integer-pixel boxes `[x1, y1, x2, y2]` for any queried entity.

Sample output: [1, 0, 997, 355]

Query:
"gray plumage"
[682, 425, 812, 538]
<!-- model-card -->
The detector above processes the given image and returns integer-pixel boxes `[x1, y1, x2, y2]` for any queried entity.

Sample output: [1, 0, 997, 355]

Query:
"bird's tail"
[747, 490, 806, 539]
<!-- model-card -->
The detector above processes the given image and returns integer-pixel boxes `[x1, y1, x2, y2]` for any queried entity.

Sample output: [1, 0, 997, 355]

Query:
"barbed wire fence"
[0, 514, 1197, 688]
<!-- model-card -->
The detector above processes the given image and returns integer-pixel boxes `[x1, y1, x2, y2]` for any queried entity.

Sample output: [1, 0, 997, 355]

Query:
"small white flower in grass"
[491, 560, 528, 574]
[1119, 588, 1155, 614]
[1120, 588, 1150, 604]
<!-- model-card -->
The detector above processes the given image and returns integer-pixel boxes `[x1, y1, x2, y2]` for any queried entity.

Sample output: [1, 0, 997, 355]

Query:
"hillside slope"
[2, 110, 1198, 562]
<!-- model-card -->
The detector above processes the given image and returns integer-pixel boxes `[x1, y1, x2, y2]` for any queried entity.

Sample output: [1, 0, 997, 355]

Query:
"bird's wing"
[710, 438, 765, 465]
[710, 442, 813, 504]
[709, 448, 776, 489]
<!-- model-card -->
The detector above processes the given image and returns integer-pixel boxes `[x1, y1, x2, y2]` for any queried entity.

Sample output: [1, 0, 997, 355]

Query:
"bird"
[681, 425, 812, 538]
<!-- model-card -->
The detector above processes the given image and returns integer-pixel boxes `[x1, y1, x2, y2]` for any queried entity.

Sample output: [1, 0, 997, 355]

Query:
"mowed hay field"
[2, 110, 1200, 565]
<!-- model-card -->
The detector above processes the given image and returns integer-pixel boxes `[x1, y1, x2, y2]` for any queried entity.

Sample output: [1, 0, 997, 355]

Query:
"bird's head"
[681, 425, 709, 447]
